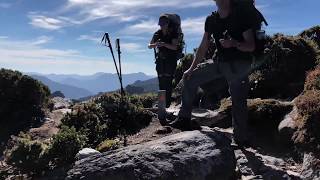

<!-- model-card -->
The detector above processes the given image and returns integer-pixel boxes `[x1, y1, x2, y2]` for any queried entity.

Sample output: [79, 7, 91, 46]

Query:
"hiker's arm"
[148, 41, 157, 49]
[189, 32, 209, 70]
[148, 34, 158, 49]
[148, 43, 157, 49]
[182, 32, 209, 80]
[157, 38, 178, 50]
[236, 29, 255, 52]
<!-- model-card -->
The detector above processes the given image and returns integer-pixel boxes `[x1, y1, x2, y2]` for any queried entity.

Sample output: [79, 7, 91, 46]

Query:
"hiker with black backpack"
[148, 14, 184, 108]
[169, 0, 267, 147]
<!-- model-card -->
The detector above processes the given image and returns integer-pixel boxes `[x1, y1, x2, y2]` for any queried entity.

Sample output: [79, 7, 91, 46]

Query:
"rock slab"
[67, 128, 236, 180]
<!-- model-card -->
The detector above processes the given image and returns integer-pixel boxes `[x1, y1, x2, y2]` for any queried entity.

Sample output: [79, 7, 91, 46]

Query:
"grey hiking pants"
[178, 58, 252, 142]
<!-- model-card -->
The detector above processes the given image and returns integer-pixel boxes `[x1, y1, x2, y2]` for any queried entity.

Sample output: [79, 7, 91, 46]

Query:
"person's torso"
[208, 10, 252, 60]
[154, 30, 178, 59]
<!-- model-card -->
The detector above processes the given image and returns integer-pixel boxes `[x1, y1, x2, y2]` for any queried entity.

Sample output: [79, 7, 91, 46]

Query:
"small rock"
[75, 148, 101, 160]
[154, 126, 172, 135]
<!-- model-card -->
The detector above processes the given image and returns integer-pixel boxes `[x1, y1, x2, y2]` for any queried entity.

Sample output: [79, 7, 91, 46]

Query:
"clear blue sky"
[0, 0, 319, 75]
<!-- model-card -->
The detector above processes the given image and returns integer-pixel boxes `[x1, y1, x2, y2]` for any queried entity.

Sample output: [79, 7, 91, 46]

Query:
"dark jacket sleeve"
[205, 15, 215, 34]
[151, 30, 161, 43]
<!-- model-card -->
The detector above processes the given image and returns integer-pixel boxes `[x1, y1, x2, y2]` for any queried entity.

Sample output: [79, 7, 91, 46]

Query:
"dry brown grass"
[305, 65, 320, 91]
[293, 90, 320, 152]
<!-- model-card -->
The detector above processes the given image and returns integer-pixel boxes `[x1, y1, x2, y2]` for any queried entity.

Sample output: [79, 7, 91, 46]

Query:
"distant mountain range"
[31, 75, 93, 99]
[28, 72, 155, 99]
[125, 78, 158, 94]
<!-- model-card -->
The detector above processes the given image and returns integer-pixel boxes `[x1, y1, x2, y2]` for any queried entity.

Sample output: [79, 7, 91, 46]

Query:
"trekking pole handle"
[105, 33, 112, 48]
[116, 39, 121, 53]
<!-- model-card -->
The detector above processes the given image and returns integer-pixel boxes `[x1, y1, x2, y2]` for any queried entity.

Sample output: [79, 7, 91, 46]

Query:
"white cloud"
[0, 37, 155, 75]
[0, 38, 83, 61]
[120, 20, 158, 35]
[182, 16, 206, 35]
[78, 35, 100, 42]
[32, 36, 53, 45]
[68, 0, 95, 4]
[29, 15, 65, 30]
[78, 34, 146, 52]
[121, 42, 146, 53]
[29, 0, 213, 30]
[121, 16, 206, 36]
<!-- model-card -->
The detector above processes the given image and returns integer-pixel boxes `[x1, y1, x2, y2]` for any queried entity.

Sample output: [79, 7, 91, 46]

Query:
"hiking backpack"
[159, 13, 185, 59]
[233, 0, 268, 56]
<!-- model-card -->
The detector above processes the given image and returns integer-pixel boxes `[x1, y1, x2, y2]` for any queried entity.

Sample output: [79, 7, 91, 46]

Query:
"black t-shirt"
[205, 9, 255, 60]
[152, 30, 179, 59]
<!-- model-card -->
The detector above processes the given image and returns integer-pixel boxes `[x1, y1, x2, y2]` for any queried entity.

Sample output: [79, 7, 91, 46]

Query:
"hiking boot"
[169, 117, 202, 131]
[169, 117, 192, 131]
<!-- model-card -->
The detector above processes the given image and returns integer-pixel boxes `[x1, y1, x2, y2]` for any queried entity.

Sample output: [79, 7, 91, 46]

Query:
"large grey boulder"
[67, 128, 236, 180]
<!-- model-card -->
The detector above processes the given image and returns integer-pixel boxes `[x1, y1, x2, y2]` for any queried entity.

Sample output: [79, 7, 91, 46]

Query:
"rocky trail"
[125, 107, 305, 180]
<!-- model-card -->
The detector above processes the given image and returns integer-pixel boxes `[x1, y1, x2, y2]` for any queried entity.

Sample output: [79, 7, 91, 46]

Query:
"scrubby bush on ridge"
[249, 34, 318, 99]
[60, 93, 153, 148]
[96, 139, 120, 152]
[299, 25, 320, 48]
[4, 133, 49, 174]
[0, 68, 50, 152]
[293, 66, 320, 154]
[47, 126, 87, 166]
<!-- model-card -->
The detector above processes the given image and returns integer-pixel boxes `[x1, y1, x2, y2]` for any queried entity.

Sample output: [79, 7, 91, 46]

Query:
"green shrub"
[47, 126, 87, 166]
[60, 93, 153, 149]
[249, 34, 318, 99]
[0, 69, 50, 143]
[96, 139, 120, 152]
[61, 103, 108, 147]
[128, 95, 144, 107]
[128, 93, 157, 108]
[4, 133, 49, 173]
[247, 99, 293, 133]
[139, 93, 157, 108]
[299, 25, 320, 48]
[97, 95, 152, 137]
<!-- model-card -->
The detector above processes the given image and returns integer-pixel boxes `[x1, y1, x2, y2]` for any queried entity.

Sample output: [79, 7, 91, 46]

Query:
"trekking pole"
[153, 48, 157, 62]
[116, 38, 125, 97]
[102, 33, 127, 146]
[101, 33, 122, 93]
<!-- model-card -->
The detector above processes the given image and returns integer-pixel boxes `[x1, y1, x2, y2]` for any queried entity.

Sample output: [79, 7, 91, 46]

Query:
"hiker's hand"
[156, 42, 166, 47]
[219, 39, 237, 48]
[148, 43, 157, 49]
[183, 68, 193, 80]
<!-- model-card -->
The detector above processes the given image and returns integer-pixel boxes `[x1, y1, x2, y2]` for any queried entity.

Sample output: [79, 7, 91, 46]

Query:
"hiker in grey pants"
[169, 0, 255, 146]
[177, 59, 251, 143]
